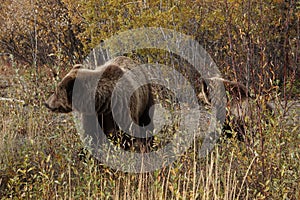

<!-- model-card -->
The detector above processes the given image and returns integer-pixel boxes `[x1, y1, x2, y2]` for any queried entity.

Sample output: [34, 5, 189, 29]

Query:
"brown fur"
[45, 56, 154, 150]
[198, 77, 274, 140]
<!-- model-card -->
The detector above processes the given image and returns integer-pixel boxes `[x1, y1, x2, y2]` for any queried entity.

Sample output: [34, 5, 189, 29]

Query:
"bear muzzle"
[44, 101, 72, 113]
[44, 95, 72, 113]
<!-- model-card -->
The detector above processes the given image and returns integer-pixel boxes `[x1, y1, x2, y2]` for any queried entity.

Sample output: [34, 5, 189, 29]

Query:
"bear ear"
[73, 64, 83, 69]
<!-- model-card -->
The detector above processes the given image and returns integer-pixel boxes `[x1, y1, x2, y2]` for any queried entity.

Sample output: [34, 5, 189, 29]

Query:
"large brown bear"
[45, 56, 154, 151]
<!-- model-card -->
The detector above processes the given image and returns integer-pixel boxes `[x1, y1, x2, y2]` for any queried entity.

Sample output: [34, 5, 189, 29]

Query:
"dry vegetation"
[0, 0, 300, 199]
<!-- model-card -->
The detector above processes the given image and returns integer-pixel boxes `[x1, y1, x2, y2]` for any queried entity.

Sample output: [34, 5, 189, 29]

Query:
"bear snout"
[44, 101, 72, 113]
[44, 101, 54, 111]
[44, 100, 59, 112]
[45, 94, 56, 109]
[44, 94, 73, 113]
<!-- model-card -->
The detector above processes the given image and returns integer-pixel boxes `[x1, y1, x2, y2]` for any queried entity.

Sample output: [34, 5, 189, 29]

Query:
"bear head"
[45, 64, 125, 114]
[45, 64, 82, 113]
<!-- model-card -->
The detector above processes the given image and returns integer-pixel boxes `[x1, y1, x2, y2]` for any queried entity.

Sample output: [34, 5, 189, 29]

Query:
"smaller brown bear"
[198, 77, 274, 140]
[45, 56, 154, 151]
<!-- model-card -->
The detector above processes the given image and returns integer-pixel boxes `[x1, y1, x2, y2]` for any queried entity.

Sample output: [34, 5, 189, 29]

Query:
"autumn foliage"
[0, 0, 299, 84]
[0, 0, 299, 199]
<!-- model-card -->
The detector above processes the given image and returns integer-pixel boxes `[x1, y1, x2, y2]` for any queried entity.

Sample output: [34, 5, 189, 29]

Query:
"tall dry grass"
[0, 63, 299, 199]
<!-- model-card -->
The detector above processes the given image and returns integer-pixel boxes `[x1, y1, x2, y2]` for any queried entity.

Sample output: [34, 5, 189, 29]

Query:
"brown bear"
[45, 56, 154, 151]
[198, 77, 274, 140]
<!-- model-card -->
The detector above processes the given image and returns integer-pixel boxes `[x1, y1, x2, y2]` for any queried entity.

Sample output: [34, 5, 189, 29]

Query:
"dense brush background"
[0, 0, 299, 199]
